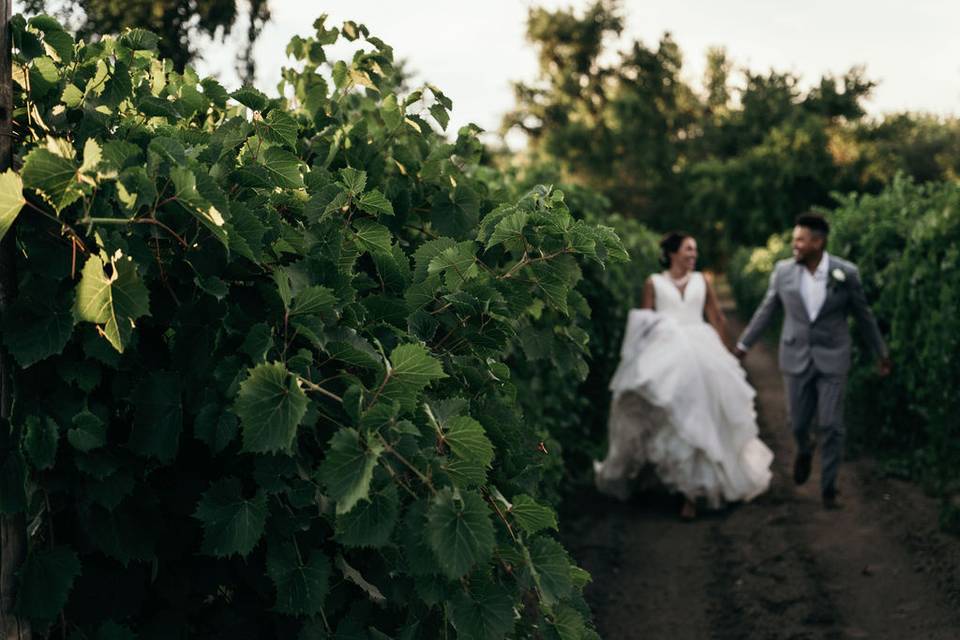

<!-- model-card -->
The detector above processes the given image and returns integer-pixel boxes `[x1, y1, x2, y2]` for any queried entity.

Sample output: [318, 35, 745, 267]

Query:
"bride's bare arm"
[703, 274, 731, 348]
[641, 277, 655, 309]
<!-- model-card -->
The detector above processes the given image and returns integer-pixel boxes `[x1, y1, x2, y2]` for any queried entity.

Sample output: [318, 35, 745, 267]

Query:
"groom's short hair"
[796, 212, 830, 237]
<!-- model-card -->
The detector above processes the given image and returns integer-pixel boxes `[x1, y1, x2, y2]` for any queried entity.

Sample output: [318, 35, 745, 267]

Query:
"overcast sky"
[39, 1, 960, 138]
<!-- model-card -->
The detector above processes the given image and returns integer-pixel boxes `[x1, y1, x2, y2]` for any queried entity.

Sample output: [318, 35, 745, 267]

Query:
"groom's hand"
[733, 346, 747, 360]
[877, 357, 893, 377]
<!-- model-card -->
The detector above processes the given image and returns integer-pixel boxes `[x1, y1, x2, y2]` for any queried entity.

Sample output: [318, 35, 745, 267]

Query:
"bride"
[594, 232, 773, 519]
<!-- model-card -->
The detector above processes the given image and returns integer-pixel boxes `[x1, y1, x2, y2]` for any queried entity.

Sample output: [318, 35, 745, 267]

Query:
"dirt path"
[563, 295, 960, 640]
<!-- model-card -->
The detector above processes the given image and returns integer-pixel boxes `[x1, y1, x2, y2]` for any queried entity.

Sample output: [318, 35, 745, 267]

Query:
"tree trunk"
[0, 0, 29, 637]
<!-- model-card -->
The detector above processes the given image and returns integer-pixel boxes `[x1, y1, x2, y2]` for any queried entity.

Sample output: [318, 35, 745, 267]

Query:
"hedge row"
[0, 13, 662, 638]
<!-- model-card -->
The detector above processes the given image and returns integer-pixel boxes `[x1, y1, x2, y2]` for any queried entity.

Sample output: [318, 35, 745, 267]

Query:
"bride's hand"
[877, 357, 893, 377]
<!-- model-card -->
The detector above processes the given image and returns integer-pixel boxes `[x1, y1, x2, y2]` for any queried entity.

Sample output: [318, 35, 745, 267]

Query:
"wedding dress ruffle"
[594, 304, 773, 508]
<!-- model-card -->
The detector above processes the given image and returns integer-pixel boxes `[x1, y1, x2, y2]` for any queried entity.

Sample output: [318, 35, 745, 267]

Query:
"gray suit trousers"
[784, 364, 846, 494]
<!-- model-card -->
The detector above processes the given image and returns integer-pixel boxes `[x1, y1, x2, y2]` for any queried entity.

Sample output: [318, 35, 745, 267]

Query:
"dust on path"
[563, 294, 960, 640]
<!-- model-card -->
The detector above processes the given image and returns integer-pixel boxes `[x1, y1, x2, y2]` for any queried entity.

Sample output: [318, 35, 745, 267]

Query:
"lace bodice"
[652, 272, 706, 325]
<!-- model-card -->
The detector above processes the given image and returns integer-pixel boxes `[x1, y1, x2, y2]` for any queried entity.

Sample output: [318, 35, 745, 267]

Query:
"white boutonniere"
[829, 267, 846, 292]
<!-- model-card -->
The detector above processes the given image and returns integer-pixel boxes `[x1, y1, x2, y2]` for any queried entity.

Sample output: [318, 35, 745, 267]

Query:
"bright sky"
[32, 1, 960, 138]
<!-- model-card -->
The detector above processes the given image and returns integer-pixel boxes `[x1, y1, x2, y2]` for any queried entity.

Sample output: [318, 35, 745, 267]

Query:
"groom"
[734, 213, 891, 509]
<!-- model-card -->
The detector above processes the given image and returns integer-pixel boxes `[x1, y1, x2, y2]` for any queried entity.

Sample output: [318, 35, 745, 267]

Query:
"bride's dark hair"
[659, 231, 692, 268]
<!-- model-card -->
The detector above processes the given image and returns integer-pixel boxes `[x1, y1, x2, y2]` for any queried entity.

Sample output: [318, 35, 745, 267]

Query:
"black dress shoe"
[822, 489, 843, 510]
[793, 452, 812, 485]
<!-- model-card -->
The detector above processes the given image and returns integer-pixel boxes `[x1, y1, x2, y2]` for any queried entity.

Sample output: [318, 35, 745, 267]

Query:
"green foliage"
[504, 179, 661, 487]
[727, 231, 792, 317]
[234, 362, 309, 453]
[194, 477, 268, 558]
[505, 1, 959, 264]
[830, 177, 960, 492]
[3, 14, 620, 637]
[0, 170, 26, 240]
[729, 176, 960, 513]
[15, 546, 81, 623]
[266, 542, 332, 617]
[426, 489, 496, 580]
[23, 0, 272, 81]
[510, 494, 558, 535]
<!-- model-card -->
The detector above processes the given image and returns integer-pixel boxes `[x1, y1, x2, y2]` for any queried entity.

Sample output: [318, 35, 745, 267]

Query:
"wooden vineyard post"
[0, 0, 29, 638]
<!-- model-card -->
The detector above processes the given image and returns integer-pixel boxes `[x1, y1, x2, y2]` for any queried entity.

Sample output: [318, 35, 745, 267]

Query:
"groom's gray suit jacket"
[738, 256, 888, 376]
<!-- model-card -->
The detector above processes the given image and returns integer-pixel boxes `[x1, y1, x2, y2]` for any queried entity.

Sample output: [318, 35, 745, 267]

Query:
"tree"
[503, 1, 900, 262]
[20, 0, 270, 81]
[847, 114, 960, 188]
[503, 1, 697, 229]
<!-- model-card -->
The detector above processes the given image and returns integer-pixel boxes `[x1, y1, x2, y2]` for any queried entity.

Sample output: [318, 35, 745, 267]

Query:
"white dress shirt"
[800, 251, 830, 321]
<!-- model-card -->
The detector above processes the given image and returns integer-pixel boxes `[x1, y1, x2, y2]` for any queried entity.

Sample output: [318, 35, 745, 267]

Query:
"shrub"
[830, 176, 960, 487]
[0, 14, 632, 638]
[727, 231, 791, 320]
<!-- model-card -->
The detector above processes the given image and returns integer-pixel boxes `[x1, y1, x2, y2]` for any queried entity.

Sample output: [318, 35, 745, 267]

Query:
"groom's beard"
[796, 251, 824, 268]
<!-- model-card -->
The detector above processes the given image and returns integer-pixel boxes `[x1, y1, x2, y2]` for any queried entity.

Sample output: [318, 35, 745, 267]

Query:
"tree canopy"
[504, 1, 959, 261]
[21, 0, 270, 81]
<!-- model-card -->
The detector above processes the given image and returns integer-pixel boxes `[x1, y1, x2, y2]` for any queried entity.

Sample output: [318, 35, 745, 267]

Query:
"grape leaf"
[194, 477, 267, 557]
[334, 484, 399, 548]
[24, 416, 58, 470]
[267, 541, 331, 616]
[15, 546, 81, 623]
[29, 55, 59, 98]
[194, 406, 239, 455]
[429, 104, 449, 131]
[129, 371, 182, 462]
[485, 210, 528, 252]
[260, 109, 299, 150]
[529, 255, 582, 316]
[227, 201, 267, 263]
[426, 488, 494, 580]
[431, 186, 480, 239]
[380, 343, 447, 412]
[528, 536, 574, 605]
[120, 28, 158, 51]
[339, 167, 367, 195]
[442, 458, 488, 489]
[319, 428, 383, 515]
[169, 166, 229, 248]
[552, 604, 588, 640]
[234, 362, 309, 454]
[352, 219, 393, 256]
[0, 170, 25, 241]
[449, 580, 515, 640]
[21, 146, 83, 213]
[357, 189, 394, 216]
[2, 293, 75, 367]
[67, 410, 105, 452]
[427, 241, 478, 290]
[231, 85, 270, 111]
[510, 495, 558, 535]
[290, 285, 337, 318]
[444, 416, 494, 470]
[381, 94, 402, 130]
[147, 136, 187, 167]
[262, 147, 305, 188]
[74, 253, 150, 354]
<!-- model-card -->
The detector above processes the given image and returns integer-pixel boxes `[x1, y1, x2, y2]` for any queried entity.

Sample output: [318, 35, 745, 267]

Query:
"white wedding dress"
[593, 272, 773, 507]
